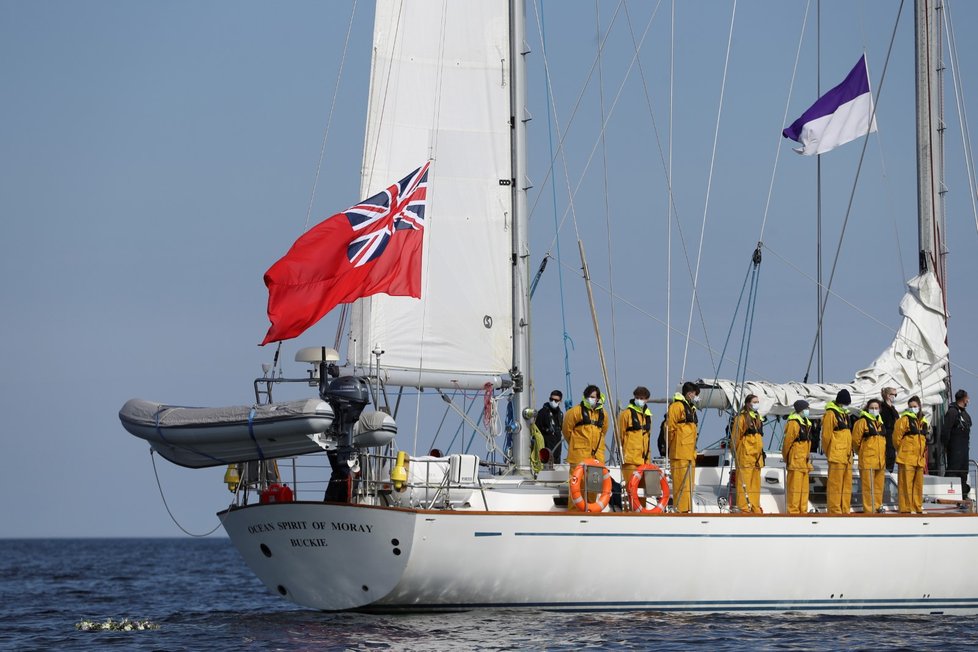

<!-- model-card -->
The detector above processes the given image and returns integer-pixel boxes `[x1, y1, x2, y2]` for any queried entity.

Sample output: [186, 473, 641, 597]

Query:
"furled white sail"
[349, 0, 514, 388]
[701, 271, 948, 416]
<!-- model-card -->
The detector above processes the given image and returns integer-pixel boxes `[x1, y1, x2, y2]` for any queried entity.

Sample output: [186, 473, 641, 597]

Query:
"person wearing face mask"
[852, 398, 887, 513]
[668, 381, 700, 513]
[782, 400, 814, 514]
[822, 389, 854, 514]
[619, 386, 653, 486]
[942, 389, 972, 498]
[535, 390, 565, 464]
[893, 395, 929, 513]
[731, 394, 765, 513]
[879, 387, 900, 472]
[562, 385, 609, 507]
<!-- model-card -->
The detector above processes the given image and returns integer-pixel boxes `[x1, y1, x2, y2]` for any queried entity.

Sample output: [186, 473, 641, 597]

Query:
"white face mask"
[549, 400, 559, 409]
[750, 402, 759, 411]
[692, 395, 701, 405]
[586, 397, 597, 407]
[635, 399, 646, 408]
[802, 409, 810, 418]
[869, 408, 880, 417]
[910, 406, 920, 414]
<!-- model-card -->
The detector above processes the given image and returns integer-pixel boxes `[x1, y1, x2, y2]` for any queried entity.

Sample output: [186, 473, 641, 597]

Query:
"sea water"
[2, 537, 976, 651]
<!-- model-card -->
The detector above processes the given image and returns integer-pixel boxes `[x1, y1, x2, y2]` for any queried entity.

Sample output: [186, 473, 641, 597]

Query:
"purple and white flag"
[783, 55, 878, 156]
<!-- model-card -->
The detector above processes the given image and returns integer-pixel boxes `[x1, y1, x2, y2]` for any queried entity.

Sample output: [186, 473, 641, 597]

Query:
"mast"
[915, 0, 947, 288]
[509, 0, 532, 469]
[915, 0, 950, 473]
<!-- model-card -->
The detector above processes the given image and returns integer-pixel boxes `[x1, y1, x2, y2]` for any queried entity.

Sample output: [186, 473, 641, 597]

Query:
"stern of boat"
[220, 502, 416, 610]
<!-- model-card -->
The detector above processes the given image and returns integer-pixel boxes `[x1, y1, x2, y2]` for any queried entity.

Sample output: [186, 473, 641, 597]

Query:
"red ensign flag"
[260, 162, 429, 345]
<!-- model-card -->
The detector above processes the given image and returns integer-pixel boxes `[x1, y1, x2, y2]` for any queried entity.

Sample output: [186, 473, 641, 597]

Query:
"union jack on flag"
[345, 162, 429, 268]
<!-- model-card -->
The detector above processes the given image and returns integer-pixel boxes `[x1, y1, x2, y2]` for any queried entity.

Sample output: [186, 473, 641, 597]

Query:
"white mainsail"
[703, 271, 949, 416]
[349, 0, 515, 389]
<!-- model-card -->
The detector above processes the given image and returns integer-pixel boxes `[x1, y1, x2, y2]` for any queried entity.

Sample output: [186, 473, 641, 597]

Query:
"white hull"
[222, 501, 978, 614]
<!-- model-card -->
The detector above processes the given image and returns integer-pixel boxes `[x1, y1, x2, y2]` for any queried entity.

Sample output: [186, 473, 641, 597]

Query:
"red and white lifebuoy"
[569, 459, 612, 512]
[626, 463, 670, 513]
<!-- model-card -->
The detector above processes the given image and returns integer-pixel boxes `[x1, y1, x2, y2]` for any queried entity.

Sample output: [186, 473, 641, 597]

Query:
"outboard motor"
[322, 375, 372, 502]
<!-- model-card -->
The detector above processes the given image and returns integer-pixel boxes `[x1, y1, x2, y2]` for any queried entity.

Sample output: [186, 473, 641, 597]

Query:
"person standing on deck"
[893, 395, 929, 513]
[942, 389, 972, 499]
[822, 389, 854, 514]
[562, 385, 608, 469]
[731, 394, 765, 513]
[880, 387, 900, 472]
[668, 382, 700, 513]
[535, 390, 564, 464]
[782, 400, 814, 514]
[619, 386, 653, 487]
[852, 398, 887, 513]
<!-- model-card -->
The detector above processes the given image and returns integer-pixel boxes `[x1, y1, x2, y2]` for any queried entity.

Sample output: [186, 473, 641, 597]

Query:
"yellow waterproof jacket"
[852, 412, 886, 469]
[732, 410, 764, 469]
[667, 394, 698, 461]
[562, 402, 609, 466]
[782, 413, 813, 471]
[821, 402, 853, 465]
[893, 411, 929, 468]
[619, 402, 652, 466]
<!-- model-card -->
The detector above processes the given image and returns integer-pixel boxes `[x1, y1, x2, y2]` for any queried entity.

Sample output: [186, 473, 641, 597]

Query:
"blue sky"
[2, 0, 977, 537]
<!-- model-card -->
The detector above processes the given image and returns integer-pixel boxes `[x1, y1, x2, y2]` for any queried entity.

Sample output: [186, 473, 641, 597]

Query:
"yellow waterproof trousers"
[859, 467, 886, 513]
[785, 470, 809, 514]
[827, 462, 852, 514]
[897, 464, 924, 513]
[670, 459, 695, 513]
[735, 466, 762, 512]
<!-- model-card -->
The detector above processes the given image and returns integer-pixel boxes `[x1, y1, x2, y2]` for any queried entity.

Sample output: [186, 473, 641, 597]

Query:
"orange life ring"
[568, 459, 612, 512]
[626, 463, 670, 513]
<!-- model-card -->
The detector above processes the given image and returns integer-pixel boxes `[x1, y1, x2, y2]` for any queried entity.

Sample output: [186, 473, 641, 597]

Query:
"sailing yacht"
[120, 0, 978, 613]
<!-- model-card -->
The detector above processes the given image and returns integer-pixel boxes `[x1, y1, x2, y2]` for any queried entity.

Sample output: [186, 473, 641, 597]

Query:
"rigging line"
[594, 0, 620, 405]
[758, 0, 811, 242]
[709, 258, 755, 390]
[362, 0, 404, 194]
[944, 1, 978, 238]
[802, 0, 905, 382]
[409, 2, 451, 455]
[302, 0, 359, 232]
[680, 0, 738, 380]
[427, 387, 460, 454]
[442, 393, 478, 454]
[534, 0, 653, 244]
[559, 0, 718, 381]
[764, 241, 978, 381]
[732, 266, 759, 409]
[667, 0, 674, 399]
[551, 255, 772, 381]
[529, 0, 627, 240]
[618, 0, 695, 387]
[549, 3, 718, 368]
[538, 4, 575, 402]
[150, 450, 223, 538]
[873, 112, 909, 291]
[701, 257, 755, 434]
[738, 265, 762, 404]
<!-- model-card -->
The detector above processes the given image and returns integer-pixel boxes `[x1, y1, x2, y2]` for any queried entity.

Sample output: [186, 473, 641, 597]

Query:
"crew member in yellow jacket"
[821, 389, 854, 514]
[851, 398, 887, 513]
[618, 386, 653, 486]
[667, 381, 700, 513]
[731, 394, 765, 512]
[782, 400, 814, 514]
[562, 385, 609, 510]
[892, 395, 929, 513]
